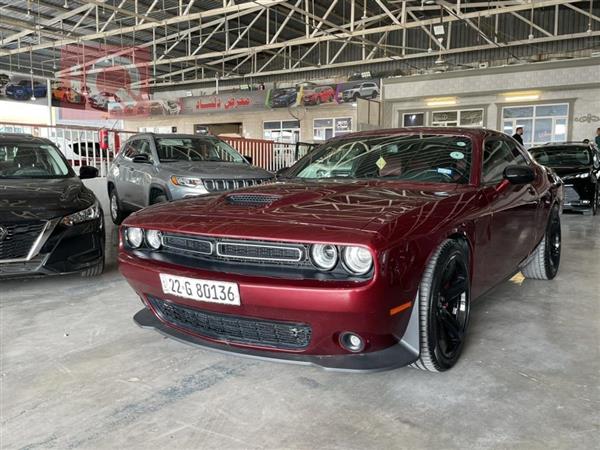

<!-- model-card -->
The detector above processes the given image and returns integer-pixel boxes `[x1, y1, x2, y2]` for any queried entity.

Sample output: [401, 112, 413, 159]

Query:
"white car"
[342, 82, 380, 102]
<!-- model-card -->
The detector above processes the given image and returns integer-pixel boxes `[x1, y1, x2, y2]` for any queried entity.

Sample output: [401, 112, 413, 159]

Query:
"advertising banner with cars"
[0, 72, 50, 106]
[267, 79, 380, 109]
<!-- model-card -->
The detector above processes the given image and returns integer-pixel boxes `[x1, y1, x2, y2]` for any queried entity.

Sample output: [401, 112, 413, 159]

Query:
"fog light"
[339, 332, 365, 353]
[126, 227, 144, 248]
[146, 230, 162, 249]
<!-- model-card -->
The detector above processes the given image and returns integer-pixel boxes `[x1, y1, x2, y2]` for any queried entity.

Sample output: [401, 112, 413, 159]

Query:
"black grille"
[204, 178, 270, 193]
[226, 194, 280, 207]
[217, 242, 302, 261]
[0, 221, 46, 260]
[163, 234, 212, 255]
[148, 296, 312, 349]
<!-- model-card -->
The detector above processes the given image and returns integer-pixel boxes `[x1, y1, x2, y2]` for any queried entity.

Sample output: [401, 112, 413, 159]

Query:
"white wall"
[383, 58, 600, 142]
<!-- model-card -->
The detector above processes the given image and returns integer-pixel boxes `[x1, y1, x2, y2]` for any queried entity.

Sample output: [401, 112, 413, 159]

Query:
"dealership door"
[478, 137, 539, 286]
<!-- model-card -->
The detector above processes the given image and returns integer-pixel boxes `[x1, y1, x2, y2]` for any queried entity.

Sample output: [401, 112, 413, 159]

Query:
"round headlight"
[126, 227, 144, 248]
[310, 244, 338, 270]
[146, 230, 162, 250]
[342, 246, 373, 275]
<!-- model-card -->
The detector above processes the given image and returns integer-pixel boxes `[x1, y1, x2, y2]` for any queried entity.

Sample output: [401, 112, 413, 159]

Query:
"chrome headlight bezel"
[125, 227, 144, 248]
[145, 229, 162, 250]
[61, 201, 100, 226]
[310, 244, 339, 271]
[342, 246, 374, 275]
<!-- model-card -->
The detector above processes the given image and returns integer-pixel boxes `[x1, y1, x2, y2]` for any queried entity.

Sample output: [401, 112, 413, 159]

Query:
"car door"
[127, 138, 156, 207]
[113, 140, 139, 208]
[478, 136, 540, 285]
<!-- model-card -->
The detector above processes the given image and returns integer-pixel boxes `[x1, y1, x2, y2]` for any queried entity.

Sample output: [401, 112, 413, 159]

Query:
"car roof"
[532, 142, 591, 148]
[329, 127, 497, 141]
[129, 133, 218, 140]
[0, 133, 55, 145]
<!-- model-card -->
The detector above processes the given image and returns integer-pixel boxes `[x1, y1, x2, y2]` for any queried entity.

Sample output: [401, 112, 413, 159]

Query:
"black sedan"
[530, 142, 600, 215]
[0, 134, 105, 277]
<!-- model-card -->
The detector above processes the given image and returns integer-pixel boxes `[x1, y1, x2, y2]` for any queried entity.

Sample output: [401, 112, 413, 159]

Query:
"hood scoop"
[225, 193, 281, 207]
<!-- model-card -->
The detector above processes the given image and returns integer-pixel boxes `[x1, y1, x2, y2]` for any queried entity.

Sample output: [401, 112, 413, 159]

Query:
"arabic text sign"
[182, 91, 267, 114]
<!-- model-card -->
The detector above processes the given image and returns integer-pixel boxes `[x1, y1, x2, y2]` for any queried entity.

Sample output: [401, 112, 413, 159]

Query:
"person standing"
[512, 127, 524, 145]
[595, 128, 600, 149]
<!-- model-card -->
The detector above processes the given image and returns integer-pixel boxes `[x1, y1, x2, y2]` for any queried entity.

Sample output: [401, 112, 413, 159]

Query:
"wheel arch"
[148, 183, 170, 204]
[107, 181, 115, 195]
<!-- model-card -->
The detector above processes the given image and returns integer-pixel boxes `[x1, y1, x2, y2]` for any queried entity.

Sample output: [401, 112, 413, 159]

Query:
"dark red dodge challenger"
[119, 128, 563, 372]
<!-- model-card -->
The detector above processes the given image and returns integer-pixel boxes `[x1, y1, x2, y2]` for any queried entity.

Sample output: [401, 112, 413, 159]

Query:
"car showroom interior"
[0, 1, 599, 449]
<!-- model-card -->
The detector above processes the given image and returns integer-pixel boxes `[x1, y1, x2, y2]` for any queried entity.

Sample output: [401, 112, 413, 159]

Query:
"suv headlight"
[171, 175, 204, 188]
[61, 202, 100, 226]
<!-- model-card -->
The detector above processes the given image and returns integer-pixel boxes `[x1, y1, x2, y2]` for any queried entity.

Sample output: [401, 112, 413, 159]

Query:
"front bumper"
[133, 307, 419, 372]
[119, 250, 420, 369]
[0, 217, 104, 278]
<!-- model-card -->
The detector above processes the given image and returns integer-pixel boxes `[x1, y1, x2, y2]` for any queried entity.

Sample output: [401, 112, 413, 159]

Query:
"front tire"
[521, 206, 561, 280]
[109, 189, 127, 225]
[81, 258, 104, 277]
[411, 240, 471, 372]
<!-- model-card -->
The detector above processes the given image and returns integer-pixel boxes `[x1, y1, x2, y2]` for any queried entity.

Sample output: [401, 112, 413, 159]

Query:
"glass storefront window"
[502, 104, 569, 147]
[313, 117, 352, 141]
[431, 109, 483, 127]
[264, 120, 300, 143]
[402, 112, 425, 127]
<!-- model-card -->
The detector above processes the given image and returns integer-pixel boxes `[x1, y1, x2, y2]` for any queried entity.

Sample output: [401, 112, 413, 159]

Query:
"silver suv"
[341, 82, 380, 102]
[107, 133, 273, 224]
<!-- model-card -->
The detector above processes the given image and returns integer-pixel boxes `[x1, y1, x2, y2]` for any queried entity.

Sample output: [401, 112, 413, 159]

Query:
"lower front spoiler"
[134, 308, 419, 373]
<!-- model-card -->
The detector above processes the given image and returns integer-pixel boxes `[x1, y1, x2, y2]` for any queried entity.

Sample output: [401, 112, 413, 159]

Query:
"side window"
[123, 140, 139, 159]
[137, 140, 154, 161]
[482, 138, 528, 184]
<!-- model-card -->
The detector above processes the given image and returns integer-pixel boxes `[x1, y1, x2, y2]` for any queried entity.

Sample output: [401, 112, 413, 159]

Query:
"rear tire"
[411, 240, 471, 372]
[521, 206, 561, 280]
[109, 189, 127, 225]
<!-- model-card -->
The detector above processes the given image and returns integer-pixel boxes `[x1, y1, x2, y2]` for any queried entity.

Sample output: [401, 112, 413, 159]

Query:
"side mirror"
[132, 154, 151, 164]
[503, 165, 535, 184]
[276, 167, 290, 178]
[79, 165, 98, 179]
[244, 155, 253, 165]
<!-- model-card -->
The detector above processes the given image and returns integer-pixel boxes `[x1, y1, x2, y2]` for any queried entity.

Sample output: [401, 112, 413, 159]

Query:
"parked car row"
[2, 128, 597, 373]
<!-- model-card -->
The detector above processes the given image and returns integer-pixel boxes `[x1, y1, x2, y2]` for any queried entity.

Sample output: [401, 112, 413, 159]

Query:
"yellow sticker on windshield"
[376, 157, 387, 170]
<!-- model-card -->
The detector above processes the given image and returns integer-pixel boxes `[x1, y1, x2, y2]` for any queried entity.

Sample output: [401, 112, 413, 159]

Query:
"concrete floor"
[1, 214, 598, 450]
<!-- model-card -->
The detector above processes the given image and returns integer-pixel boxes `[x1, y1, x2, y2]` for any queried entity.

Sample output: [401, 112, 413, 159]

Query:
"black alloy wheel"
[431, 253, 470, 366]
[546, 208, 561, 277]
[412, 240, 471, 372]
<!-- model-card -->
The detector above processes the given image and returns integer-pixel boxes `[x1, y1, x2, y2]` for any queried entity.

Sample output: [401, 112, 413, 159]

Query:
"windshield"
[289, 134, 472, 184]
[156, 137, 246, 163]
[529, 146, 591, 167]
[0, 142, 71, 179]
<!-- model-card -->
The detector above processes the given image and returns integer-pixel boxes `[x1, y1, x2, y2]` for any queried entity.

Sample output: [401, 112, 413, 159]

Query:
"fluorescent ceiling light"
[503, 91, 540, 102]
[426, 97, 457, 106]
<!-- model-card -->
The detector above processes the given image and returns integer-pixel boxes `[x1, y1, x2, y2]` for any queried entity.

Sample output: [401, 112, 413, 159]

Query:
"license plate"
[159, 273, 240, 306]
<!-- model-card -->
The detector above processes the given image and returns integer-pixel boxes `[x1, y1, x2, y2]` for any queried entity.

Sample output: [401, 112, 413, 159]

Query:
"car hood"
[551, 166, 591, 178]
[126, 180, 480, 245]
[0, 178, 96, 222]
[161, 161, 273, 179]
